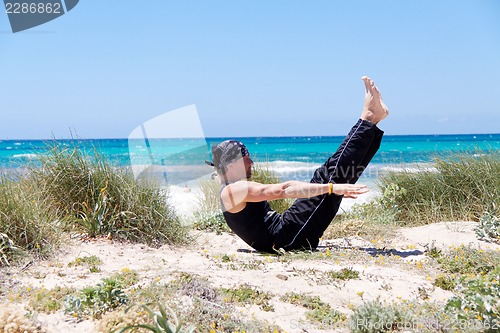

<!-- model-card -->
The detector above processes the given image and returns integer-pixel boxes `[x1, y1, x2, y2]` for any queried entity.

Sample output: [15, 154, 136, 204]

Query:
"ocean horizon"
[2, 133, 499, 185]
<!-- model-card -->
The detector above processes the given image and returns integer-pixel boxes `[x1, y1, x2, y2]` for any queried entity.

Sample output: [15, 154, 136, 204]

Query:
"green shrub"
[343, 200, 398, 226]
[31, 142, 187, 246]
[475, 212, 500, 244]
[379, 150, 500, 224]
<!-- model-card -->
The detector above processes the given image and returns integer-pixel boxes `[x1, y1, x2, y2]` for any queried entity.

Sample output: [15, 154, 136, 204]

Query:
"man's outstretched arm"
[221, 180, 368, 212]
[279, 181, 368, 199]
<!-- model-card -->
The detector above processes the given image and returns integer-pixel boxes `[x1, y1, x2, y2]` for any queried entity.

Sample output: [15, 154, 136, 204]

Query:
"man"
[207, 76, 388, 252]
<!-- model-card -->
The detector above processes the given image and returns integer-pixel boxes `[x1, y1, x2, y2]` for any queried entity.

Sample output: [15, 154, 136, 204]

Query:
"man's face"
[226, 154, 254, 180]
[242, 155, 254, 179]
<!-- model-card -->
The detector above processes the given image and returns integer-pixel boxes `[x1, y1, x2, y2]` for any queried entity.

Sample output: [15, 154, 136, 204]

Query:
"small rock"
[276, 274, 288, 281]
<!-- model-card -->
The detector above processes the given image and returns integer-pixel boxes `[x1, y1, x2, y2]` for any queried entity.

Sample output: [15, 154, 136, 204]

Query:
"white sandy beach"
[1, 188, 499, 333]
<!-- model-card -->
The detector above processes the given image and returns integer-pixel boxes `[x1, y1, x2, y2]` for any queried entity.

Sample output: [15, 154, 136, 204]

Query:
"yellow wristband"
[328, 182, 333, 195]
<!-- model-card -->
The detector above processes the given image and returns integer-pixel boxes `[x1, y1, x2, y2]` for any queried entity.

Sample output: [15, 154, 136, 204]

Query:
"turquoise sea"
[1, 134, 499, 184]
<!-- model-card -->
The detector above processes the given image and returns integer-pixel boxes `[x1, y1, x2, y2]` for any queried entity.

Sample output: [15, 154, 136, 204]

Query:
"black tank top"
[222, 199, 281, 253]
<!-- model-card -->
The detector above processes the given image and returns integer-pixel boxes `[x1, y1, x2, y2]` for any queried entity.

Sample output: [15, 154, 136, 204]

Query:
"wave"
[12, 153, 38, 159]
[255, 161, 319, 181]
[254, 161, 438, 182]
[380, 163, 438, 174]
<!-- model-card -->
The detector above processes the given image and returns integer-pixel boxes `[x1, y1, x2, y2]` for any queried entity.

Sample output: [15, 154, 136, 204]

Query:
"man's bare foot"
[360, 76, 389, 125]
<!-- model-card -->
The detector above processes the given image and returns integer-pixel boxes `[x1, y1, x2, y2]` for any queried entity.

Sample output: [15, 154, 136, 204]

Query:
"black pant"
[274, 119, 384, 251]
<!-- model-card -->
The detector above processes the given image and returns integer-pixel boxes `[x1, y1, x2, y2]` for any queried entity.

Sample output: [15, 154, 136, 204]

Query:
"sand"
[1, 189, 499, 333]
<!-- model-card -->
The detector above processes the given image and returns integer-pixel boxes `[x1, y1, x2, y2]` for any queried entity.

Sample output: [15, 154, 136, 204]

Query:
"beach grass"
[378, 150, 500, 225]
[196, 178, 221, 213]
[30, 142, 187, 247]
[330, 150, 500, 236]
[0, 174, 62, 265]
[0, 141, 189, 265]
[192, 177, 231, 234]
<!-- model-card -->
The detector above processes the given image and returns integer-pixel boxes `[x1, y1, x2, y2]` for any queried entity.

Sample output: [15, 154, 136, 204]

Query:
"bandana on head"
[205, 140, 249, 172]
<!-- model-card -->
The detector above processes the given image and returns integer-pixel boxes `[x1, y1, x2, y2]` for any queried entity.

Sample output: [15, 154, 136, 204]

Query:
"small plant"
[323, 185, 399, 240]
[433, 274, 456, 291]
[281, 292, 328, 310]
[75, 182, 116, 237]
[220, 254, 233, 263]
[192, 211, 230, 235]
[343, 183, 403, 226]
[68, 255, 103, 273]
[64, 278, 128, 319]
[326, 267, 360, 281]
[379, 183, 407, 213]
[110, 269, 140, 288]
[425, 241, 442, 259]
[221, 284, 274, 312]
[305, 307, 346, 329]
[175, 275, 218, 303]
[281, 292, 346, 327]
[111, 302, 195, 333]
[475, 212, 500, 244]
[26, 286, 76, 313]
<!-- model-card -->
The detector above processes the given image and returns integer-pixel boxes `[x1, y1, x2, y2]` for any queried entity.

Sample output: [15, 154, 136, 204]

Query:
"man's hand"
[331, 184, 369, 199]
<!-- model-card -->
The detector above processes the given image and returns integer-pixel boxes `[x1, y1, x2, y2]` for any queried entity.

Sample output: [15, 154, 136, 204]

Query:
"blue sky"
[1, 0, 499, 139]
